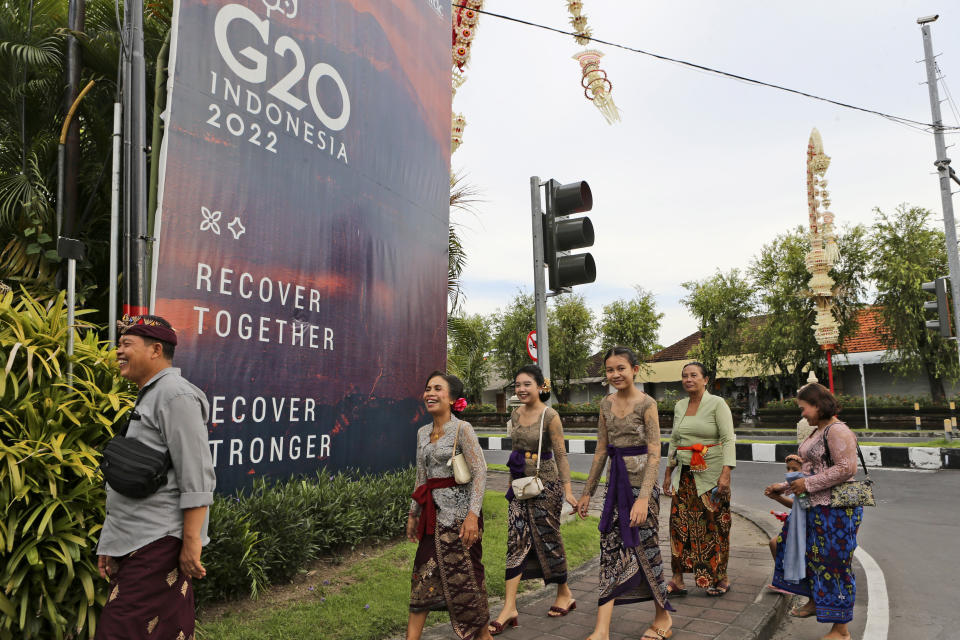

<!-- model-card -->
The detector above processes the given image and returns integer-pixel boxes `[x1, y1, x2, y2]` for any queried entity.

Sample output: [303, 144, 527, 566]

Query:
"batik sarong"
[598, 485, 673, 609]
[95, 536, 195, 640]
[772, 505, 863, 624]
[410, 514, 489, 639]
[669, 467, 731, 589]
[505, 480, 567, 585]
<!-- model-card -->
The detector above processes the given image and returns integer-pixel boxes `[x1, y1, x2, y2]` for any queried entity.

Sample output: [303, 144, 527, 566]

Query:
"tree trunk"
[926, 365, 946, 403]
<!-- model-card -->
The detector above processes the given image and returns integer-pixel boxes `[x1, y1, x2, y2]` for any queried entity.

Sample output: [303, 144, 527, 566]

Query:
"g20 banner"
[153, 0, 451, 492]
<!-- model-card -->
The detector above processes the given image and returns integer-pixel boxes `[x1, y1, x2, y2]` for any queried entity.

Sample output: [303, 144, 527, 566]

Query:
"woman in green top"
[662, 362, 736, 596]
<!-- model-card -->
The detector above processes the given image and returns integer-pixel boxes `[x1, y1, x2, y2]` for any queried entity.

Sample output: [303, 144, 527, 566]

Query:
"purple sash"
[599, 445, 648, 547]
[504, 448, 553, 501]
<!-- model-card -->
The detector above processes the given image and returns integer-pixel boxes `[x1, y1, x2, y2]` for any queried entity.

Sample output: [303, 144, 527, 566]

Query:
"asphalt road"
[483, 451, 960, 640]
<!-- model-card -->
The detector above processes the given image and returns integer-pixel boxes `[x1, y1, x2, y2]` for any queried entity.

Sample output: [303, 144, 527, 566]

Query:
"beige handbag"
[447, 421, 472, 485]
[511, 410, 546, 500]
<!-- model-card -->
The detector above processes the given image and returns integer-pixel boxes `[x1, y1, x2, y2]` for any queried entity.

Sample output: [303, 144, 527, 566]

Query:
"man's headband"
[119, 316, 178, 345]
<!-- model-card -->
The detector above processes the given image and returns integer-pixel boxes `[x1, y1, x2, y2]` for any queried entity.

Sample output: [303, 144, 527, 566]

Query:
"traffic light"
[543, 179, 596, 292]
[922, 276, 952, 338]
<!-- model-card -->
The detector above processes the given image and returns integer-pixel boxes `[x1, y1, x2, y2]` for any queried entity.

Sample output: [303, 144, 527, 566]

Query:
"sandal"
[789, 606, 816, 618]
[488, 617, 518, 636]
[706, 583, 730, 597]
[665, 581, 687, 597]
[547, 600, 576, 616]
[641, 627, 673, 639]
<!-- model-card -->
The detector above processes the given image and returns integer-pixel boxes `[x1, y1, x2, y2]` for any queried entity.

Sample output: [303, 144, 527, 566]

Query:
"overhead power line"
[454, 3, 960, 133]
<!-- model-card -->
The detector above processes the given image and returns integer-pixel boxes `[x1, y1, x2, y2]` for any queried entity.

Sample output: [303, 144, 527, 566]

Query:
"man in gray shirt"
[96, 315, 216, 640]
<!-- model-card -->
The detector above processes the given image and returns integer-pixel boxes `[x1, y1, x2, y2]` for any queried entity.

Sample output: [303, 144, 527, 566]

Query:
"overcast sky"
[450, 1, 960, 349]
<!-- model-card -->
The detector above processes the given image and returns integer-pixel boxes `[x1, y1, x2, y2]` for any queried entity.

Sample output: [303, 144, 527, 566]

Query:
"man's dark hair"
[797, 382, 840, 420]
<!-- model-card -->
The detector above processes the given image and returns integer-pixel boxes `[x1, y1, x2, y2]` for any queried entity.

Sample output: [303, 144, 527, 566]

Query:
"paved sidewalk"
[412, 472, 788, 640]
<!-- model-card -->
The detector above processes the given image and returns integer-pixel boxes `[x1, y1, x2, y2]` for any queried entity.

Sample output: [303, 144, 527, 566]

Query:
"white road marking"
[854, 546, 889, 640]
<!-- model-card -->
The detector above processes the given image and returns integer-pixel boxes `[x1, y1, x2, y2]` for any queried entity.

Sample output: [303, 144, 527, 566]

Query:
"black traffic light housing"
[922, 276, 952, 338]
[543, 180, 596, 292]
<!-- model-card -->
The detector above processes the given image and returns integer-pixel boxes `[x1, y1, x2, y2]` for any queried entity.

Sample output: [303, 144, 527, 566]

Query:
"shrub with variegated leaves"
[0, 289, 134, 639]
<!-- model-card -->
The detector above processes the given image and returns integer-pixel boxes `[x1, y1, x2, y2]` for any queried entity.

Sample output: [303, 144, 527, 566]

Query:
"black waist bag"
[101, 411, 171, 499]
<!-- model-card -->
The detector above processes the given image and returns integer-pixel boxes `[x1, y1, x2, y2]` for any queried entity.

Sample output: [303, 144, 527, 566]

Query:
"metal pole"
[66, 258, 76, 381]
[123, 0, 149, 316]
[530, 176, 551, 404]
[62, 0, 85, 241]
[920, 19, 960, 367]
[826, 349, 834, 393]
[109, 103, 122, 345]
[858, 362, 869, 429]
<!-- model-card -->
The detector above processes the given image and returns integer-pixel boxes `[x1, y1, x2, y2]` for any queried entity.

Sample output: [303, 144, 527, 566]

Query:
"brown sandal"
[547, 600, 576, 617]
[488, 617, 518, 636]
[641, 627, 673, 639]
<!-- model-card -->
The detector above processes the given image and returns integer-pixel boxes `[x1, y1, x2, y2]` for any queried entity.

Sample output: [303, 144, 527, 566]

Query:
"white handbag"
[447, 421, 472, 484]
[511, 410, 546, 500]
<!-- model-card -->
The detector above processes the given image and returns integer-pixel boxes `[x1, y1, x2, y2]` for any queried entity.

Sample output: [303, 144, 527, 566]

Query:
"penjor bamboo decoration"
[450, 1, 483, 154]
[566, 2, 620, 124]
[805, 128, 839, 390]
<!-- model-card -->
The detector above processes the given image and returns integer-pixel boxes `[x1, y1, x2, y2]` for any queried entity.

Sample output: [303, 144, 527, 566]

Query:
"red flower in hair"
[453, 398, 468, 412]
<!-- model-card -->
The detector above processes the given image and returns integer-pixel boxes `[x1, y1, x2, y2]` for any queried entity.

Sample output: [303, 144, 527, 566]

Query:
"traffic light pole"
[530, 176, 552, 401]
[920, 17, 960, 366]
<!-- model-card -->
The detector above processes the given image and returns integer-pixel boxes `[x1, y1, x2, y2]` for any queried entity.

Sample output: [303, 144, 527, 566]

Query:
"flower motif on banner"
[200, 206, 222, 235]
[227, 216, 246, 240]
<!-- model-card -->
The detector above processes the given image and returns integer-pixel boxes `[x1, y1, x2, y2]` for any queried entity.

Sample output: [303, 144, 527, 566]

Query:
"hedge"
[195, 467, 417, 609]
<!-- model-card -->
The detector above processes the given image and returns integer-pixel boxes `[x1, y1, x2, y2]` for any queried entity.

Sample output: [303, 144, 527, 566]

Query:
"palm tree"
[0, 0, 171, 311]
[448, 172, 479, 314]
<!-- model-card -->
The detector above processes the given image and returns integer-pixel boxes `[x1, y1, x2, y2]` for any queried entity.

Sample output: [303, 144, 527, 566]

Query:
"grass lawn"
[197, 491, 600, 640]
[487, 463, 604, 484]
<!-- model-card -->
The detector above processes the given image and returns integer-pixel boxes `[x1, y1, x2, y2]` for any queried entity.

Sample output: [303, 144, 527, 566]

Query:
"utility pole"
[530, 177, 552, 401]
[62, 0, 84, 241]
[919, 15, 960, 365]
[122, 0, 149, 316]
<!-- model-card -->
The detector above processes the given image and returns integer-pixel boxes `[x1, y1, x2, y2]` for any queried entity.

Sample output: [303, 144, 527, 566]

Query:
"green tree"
[447, 313, 492, 403]
[0, 0, 172, 312]
[548, 293, 596, 404]
[680, 269, 754, 379]
[869, 204, 958, 401]
[447, 173, 479, 314]
[490, 291, 536, 385]
[598, 286, 663, 362]
[747, 225, 869, 395]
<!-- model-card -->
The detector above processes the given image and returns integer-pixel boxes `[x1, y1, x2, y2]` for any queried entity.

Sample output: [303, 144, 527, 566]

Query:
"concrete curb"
[479, 436, 960, 470]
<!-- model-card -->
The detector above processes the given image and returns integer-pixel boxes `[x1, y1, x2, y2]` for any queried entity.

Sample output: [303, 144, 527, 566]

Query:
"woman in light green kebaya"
[662, 362, 736, 597]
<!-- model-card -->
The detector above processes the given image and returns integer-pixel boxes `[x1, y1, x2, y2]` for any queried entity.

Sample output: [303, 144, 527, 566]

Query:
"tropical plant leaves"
[0, 289, 135, 639]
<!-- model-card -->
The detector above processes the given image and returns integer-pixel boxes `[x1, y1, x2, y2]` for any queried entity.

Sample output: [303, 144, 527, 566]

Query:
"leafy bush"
[656, 388, 681, 412]
[554, 395, 604, 414]
[462, 403, 496, 414]
[763, 393, 959, 410]
[0, 290, 135, 640]
[195, 467, 417, 608]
